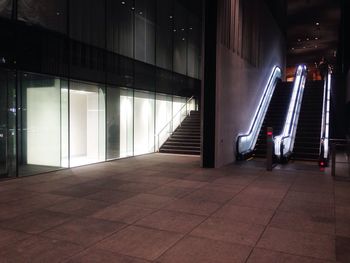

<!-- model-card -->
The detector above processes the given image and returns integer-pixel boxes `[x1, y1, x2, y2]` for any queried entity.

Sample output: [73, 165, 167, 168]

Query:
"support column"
[201, 0, 217, 168]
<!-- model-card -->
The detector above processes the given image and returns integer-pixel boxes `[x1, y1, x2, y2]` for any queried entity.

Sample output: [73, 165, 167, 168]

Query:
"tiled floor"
[0, 153, 349, 262]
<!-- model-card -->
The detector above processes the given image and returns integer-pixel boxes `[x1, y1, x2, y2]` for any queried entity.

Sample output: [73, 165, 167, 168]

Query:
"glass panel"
[18, 73, 68, 176]
[156, 0, 173, 70]
[134, 90, 155, 155]
[106, 0, 134, 58]
[70, 0, 105, 48]
[173, 2, 187, 75]
[69, 81, 105, 167]
[187, 15, 201, 79]
[18, 0, 67, 34]
[120, 88, 134, 157]
[0, 69, 16, 177]
[0, 0, 12, 18]
[135, 0, 155, 64]
[155, 93, 172, 149]
[172, 96, 186, 131]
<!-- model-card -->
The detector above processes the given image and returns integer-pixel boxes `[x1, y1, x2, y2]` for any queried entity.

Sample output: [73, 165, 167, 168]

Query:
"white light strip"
[324, 73, 331, 158]
[275, 65, 307, 157]
[237, 66, 281, 155]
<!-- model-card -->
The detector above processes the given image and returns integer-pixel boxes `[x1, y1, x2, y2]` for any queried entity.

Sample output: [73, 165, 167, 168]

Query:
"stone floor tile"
[92, 204, 155, 224]
[0, 227, 31, 249]
[212, 204, 275, 225]
[156, 236, 252, 263]
[119, 193, 175, 209]
[147, 185, 195, 198]
[0, 210, 72, 234]
[0, 203, 37, 221]
[247, 248, 332, 263]
[191, 217, 265, 246]
[278, 199, 335, 218]
[66, 248, 150, 263]
[0, 236, 83, 263]
[85, 189, 137, 204]
[96, 225, 183, 261]
[116, 182, 160, 193]
[336, 236, 350, 263]
[46, 198, 110, 216]
[184, 188, 237, 203]
[40, 217, 125, 246]
[257, 227, 336, 261]
[284, 191, 334, 207]
[52, 183, 103, 197]
[270, 211, 335, 235]
[136, 209, 205, 233]
[336, 206, 350, 238]
[165, 179, 208, 189]
[0, 189, 38, 203]
[212, 175, 257, 186]
[165, 198, 221, 216]
[229, 192, 283, 210]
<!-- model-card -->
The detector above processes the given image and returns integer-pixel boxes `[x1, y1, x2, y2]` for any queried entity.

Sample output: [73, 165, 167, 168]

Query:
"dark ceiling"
[287, 0, 341, 67]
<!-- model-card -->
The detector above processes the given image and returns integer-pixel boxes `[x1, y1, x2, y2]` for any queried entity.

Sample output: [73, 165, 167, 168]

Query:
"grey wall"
[214, 0, 285, 167]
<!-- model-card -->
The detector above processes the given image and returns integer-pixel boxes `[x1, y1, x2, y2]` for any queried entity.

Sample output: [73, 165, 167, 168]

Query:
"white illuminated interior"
[27, 82, 62, 167]
[69, 88, 105, 167]
[134, 91, 155, 155]
[237, 66, 281, 156]
[274, 65, 307, 157]
[120, 89, 134, 158]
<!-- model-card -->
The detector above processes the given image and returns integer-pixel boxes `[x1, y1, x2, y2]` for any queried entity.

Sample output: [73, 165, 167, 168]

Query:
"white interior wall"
[27, 86, 61, 167]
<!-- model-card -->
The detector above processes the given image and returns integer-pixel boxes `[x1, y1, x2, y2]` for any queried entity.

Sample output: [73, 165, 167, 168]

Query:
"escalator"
[253, 81, 293, 158]
[293, 80, 324, 161]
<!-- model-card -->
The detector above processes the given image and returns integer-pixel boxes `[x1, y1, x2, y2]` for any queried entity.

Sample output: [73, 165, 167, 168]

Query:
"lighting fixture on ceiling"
[316, 22, 320, 26]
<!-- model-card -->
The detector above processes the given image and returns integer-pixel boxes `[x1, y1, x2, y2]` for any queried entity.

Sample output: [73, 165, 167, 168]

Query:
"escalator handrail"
[236, 66, 281, 158]
[319, 69, 332, 162]
[275, 65, 307, 159]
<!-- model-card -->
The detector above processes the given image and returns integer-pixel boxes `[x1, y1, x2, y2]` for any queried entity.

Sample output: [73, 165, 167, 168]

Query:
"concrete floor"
[0, 153, 349, 262]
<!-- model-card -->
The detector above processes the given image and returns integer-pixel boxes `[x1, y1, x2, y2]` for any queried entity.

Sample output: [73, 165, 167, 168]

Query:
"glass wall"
[1, 70, 193, 177]
[3, 0, 202, 81]
[18, 0, 67, 34]
[134, 90, 155, 155]
[69, 81, 105, 167]
[18, 73, 68, 176]
[0, 69, 16, 178]
[0, 0, 12, 18]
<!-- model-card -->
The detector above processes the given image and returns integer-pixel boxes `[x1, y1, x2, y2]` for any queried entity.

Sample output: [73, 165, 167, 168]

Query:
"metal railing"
[236, 66, 281, 159]
[319, 70, 332, 166]
[155, 96, 196, 151]
[274, 65, 307, 160]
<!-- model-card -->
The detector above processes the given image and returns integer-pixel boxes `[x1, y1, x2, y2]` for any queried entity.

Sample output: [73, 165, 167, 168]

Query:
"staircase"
[254, 81, 293, 158]
[293, 81, 324, 161]
[159, 111, 200, 155]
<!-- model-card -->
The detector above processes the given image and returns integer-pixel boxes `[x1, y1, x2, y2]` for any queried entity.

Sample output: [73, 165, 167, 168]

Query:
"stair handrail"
[156, 96, 195, 151]
[236, 66, 282, 159]
[319, 68, 332, 166]
[274, 65, 307, 160]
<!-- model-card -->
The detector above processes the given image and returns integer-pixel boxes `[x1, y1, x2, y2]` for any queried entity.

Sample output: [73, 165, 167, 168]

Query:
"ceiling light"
[131, 6, 135, 10]
[316, 22, 320, 26]
[121, 1, 125, 4]
[303, 46, 306, 49]
[315, 37, 318, 40]
[291, 47, 295, 50]
[139, 11, 143, 15]
[297, 39, 301, 42]
[169, 15, 173, 19]
[173, 29, 177, 32]
[315, 45, 318, 48]
[306, 38, 309, 41]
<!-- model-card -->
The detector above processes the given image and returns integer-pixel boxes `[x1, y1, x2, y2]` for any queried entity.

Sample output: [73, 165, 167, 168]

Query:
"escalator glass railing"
[319, 70, 331, 166]
[236, 66, 281, 159]
[274, 65, 307, 159]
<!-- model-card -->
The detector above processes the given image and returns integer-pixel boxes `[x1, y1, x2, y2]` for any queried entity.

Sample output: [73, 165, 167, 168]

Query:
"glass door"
[0, 69, 16, 178]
